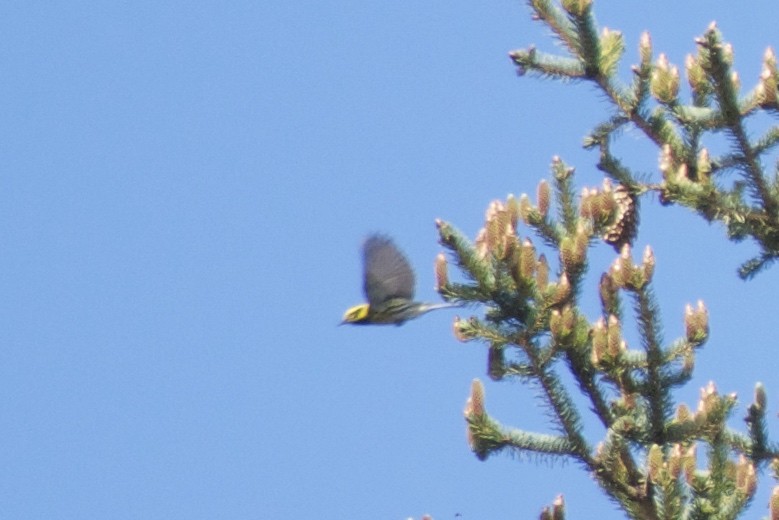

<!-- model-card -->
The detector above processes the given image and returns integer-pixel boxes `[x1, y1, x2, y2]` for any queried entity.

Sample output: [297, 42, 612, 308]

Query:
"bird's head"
[340, 303, 371, 325]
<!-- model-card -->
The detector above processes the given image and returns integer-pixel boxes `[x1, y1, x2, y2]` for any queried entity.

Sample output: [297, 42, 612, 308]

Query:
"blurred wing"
[362, 234, 415, 305]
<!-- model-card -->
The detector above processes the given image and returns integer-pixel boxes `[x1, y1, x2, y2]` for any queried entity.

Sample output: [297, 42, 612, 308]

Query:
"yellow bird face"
[341, 303, 371, 324]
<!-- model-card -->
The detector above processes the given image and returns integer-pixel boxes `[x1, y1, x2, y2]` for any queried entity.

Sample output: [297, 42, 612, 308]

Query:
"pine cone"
[603, 185, 638, 251]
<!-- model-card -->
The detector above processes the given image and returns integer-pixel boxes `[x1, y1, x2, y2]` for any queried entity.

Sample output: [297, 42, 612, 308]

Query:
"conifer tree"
[431, 1, 779, 518]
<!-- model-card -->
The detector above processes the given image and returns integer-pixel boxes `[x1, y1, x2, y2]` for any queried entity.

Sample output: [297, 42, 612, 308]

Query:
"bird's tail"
[420, 301, 463, 314]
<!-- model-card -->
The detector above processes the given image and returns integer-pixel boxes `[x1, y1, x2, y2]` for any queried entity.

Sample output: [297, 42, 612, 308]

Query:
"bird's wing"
[362, 234, 416, 305]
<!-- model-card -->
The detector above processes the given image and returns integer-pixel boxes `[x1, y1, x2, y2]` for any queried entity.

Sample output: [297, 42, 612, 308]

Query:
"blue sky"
[1, 1, 778, 519]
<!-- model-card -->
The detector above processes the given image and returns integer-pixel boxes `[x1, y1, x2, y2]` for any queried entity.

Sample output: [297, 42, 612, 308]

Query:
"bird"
[341, 234, 458, 325]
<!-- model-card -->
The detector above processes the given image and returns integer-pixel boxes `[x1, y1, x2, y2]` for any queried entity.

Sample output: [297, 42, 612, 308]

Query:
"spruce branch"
[512, 0, 779, 278]
[443, 164, 777, 518]
[430, 2, 779, 517]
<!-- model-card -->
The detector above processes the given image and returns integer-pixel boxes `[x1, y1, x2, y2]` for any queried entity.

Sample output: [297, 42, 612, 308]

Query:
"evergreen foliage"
[432, 1, 779, 518]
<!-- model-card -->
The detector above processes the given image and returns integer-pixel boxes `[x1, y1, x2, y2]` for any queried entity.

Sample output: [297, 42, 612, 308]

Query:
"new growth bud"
[551, 495, 565, 520]
[507, 194, 520, 230]
[639, 32, 652, 65]
[651, 53, 680, 104]
[609, 244, 634, 288]
[730, 71, 740, 93]
[550, 309, 562, 340]
[519, 194, 533, 224]
[684, 300, 709, 345]
[687, 54, 708, 97]
[551, 306, 576, 341]
[641, 246, 655, 282]
[736, 454, 757, 498]
[453, 316, 477, 342]
[464, 379, 488, 459]
[598, 272, 618, 313]
[484, 200, 513, 260]
[668, 444, 684, 480]
[604, 315, 619, 357]
[591, 317, 607, 365]
[696, 381, 719, 422]
[675, 403, 692, 423]
[755, 383, 767, 411]
[435, 253, 448, 292]
[722, 42, 734, 66]
[647, 444, 663, 482]
[759, 47, 779, 107]
[554, 273, 571, 305]
[536, 254, 550, 290]
[537, 179, 551, 217]
[559, 236, 578, 274]
[772, 486, 779, 520]
[561, 0, 592, 17]
[681, 445, 696, 484]
[520, 240, 537, 281]
[599, 27, 624, 76]
[659, 144, 674, 180]
[467, 378, 486, 417]
[697, 148, 712, 182]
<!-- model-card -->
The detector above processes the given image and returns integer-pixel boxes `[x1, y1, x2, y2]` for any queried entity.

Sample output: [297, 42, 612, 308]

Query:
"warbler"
[341, 234, 457, 325]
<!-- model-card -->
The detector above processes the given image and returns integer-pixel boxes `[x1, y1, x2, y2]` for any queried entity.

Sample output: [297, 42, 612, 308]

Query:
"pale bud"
[683, 445, 696, 484]
[668, 444, 684, 479]
[520, 239, 537, 280]
[647, 444, 663, 482]
[609, 259, 627, 288]
[659, 144, 674, 179]
[435, 253, 448, 292]
[759, 69, 778, 106]
[651, 53, 680, 103]
[736, 454, 757, 497]
[697, 380, 719, 418]
[772, 486, 779, 520]
[766, 47, 777, 68]
[591, 318, 607, 365]
[537, 180, 550, 217]
[580, 187, 594, 219]
[685, 300, 709, 345]
[607, 315, 622, 357]
[676, 403, 692, 422]
[763, 48, 778, 105]
[639, 32, 652, 65]
[641, 245, 655, 282]
[468, 378, 486, 417]
[730, 71, 740, 93]
[697, 148, 712, 181]
[550, 309, 562, 339]
[722, 43, 734, 66]
[755, 383, 767, 411]
[599, 272, 618, 314]
[599, 27, 623, 76]
[453, 316, 476, 342]
[555, 273, 571, 303]
[561, 0, 591, 17]
[506, 194, 520, 230]
[551, 495, 565, 520]
[474, 228, 488, 260]
[518, 194, 533, 224]
[611, 244, 635, 287]
[560, 236, 577, 274]
[561, 305, 576, 333]
[686, 54, 706, 92]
